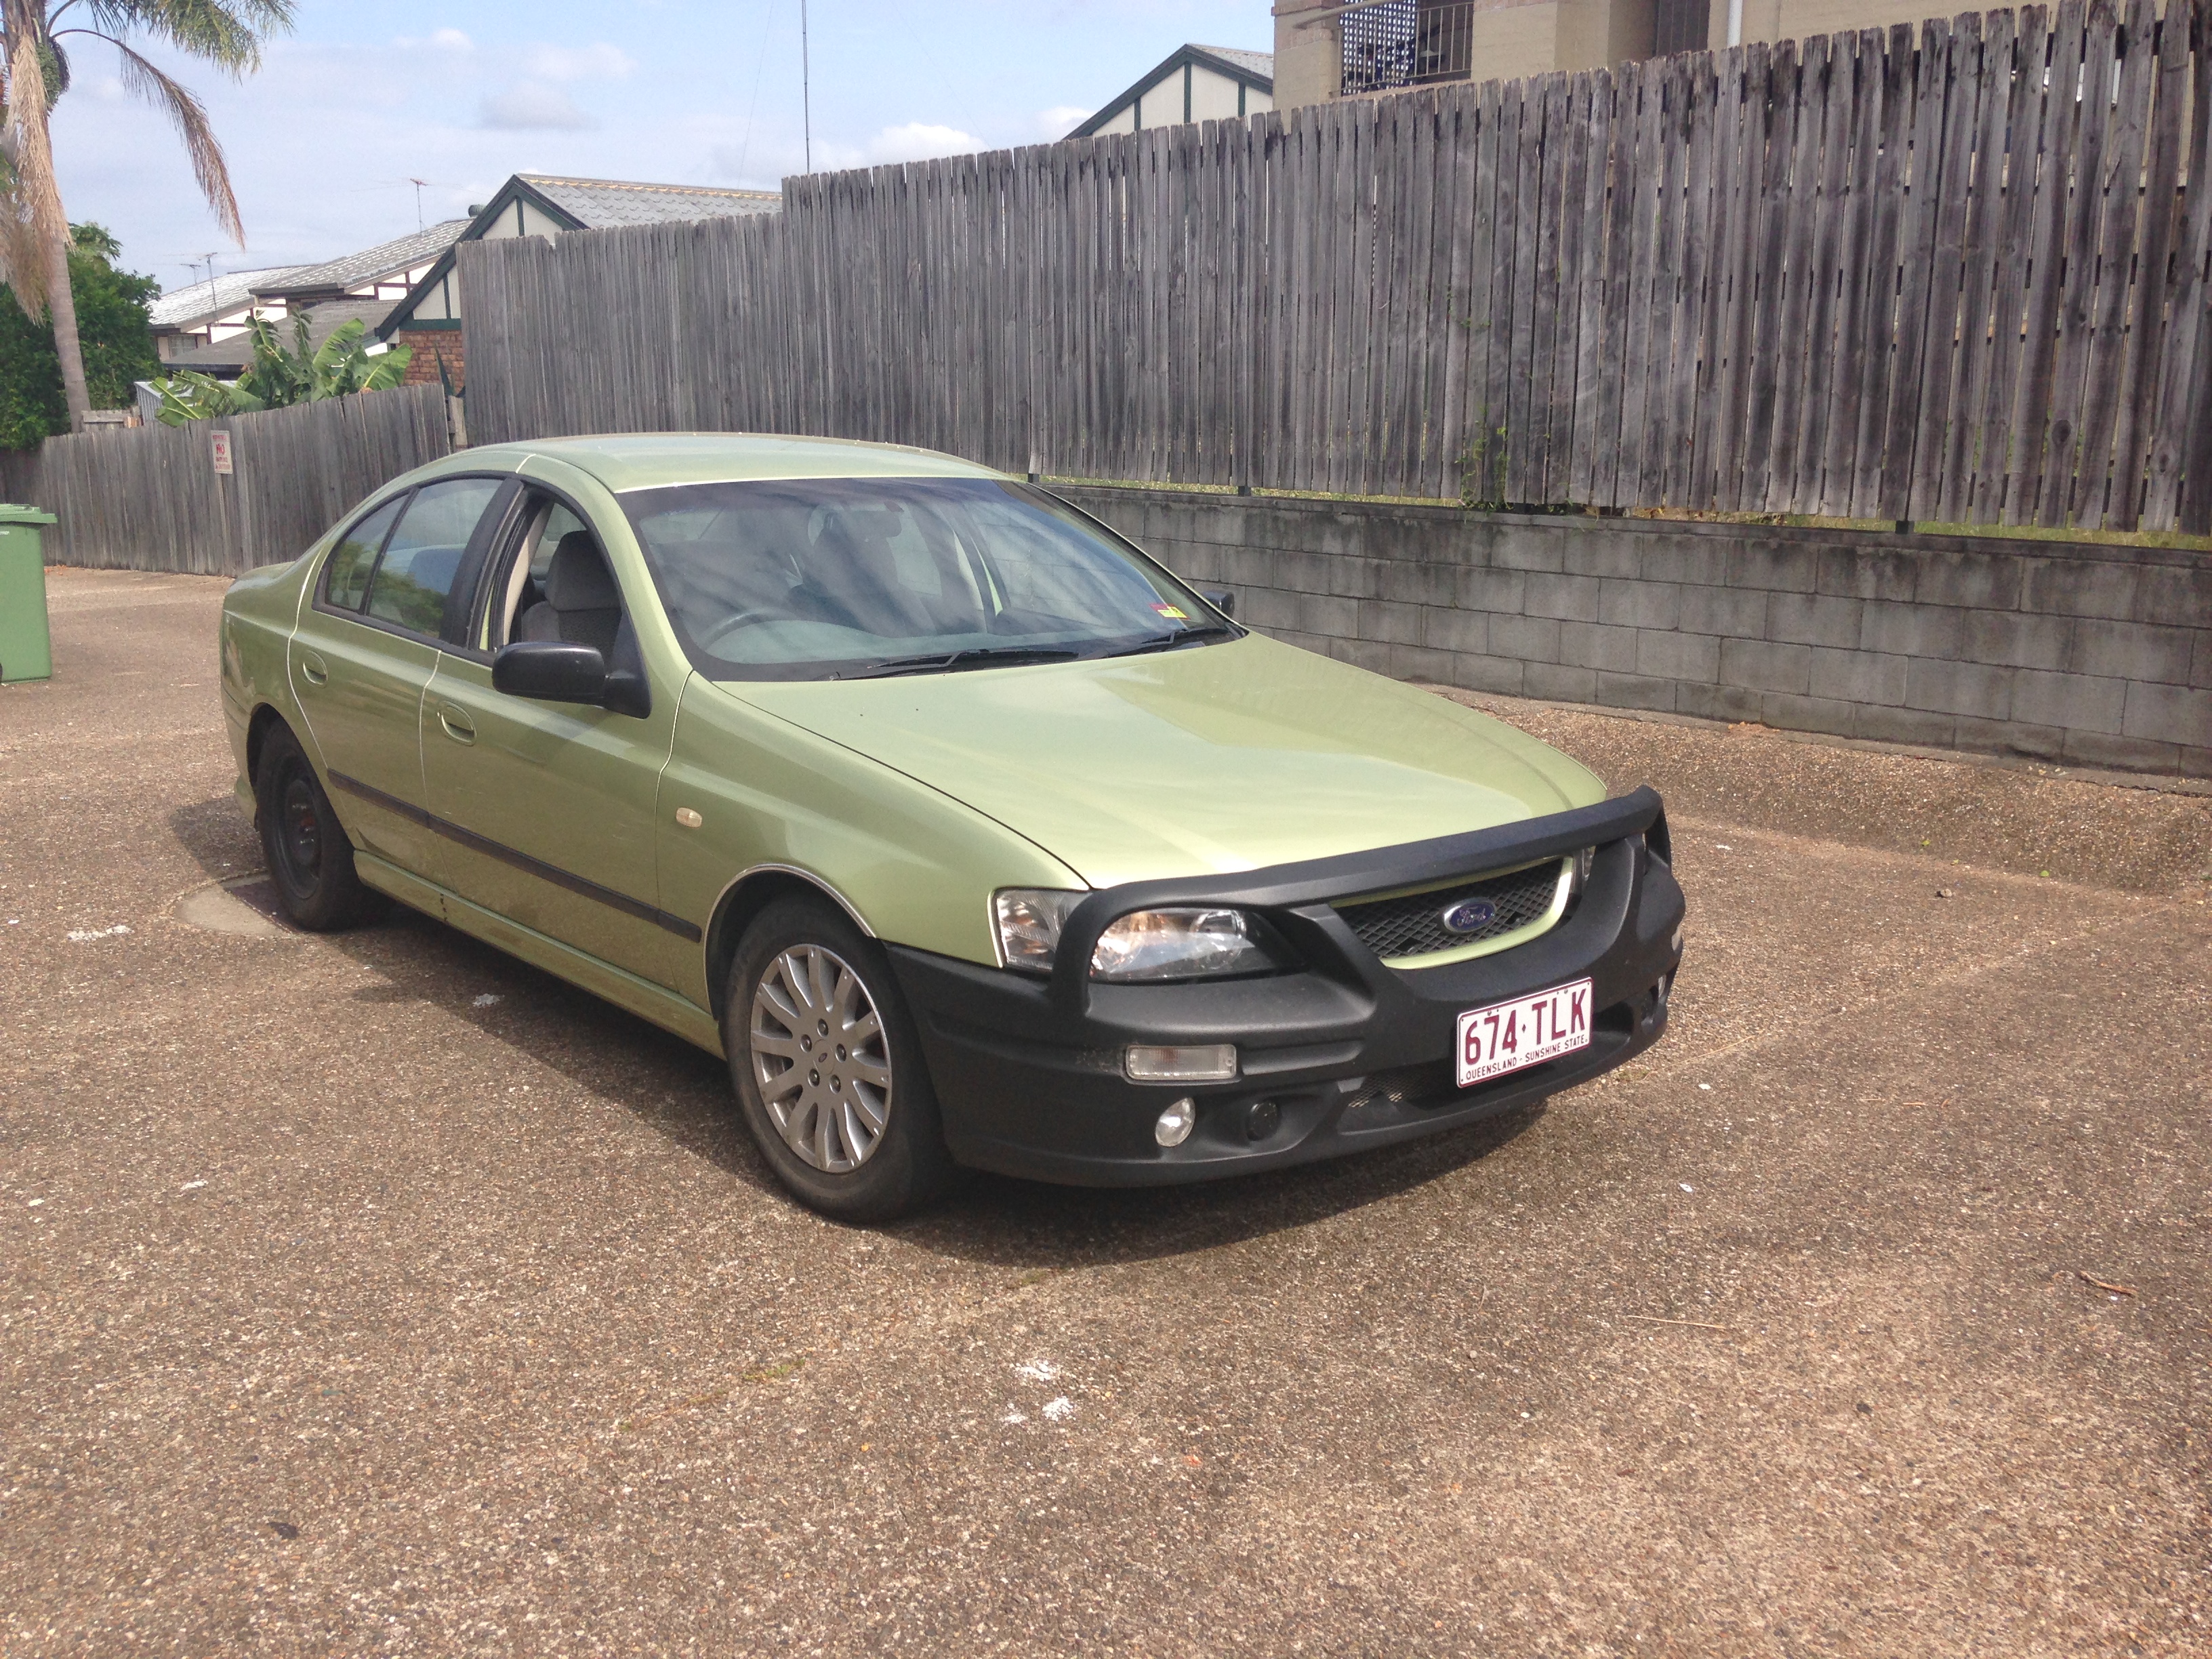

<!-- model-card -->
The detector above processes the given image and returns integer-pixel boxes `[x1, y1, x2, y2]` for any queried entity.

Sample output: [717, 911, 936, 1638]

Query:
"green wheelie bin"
[0, 504, 57, 683]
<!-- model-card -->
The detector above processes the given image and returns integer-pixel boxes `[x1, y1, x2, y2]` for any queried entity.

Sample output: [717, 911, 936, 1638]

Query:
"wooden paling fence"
[0, 385, 451, 574]
[466, 0, 2212, 533]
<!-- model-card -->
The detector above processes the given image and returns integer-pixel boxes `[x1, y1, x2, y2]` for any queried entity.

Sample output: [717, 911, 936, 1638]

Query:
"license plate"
[1456, 979, 1593, 1088]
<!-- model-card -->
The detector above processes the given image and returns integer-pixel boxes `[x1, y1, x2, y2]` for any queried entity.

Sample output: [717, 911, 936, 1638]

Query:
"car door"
[418, 487, 690, 991]
[289, 476, 510, 880]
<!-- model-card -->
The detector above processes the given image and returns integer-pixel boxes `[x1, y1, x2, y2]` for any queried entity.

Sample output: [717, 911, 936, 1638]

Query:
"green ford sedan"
[220, 434, 1685, 1219]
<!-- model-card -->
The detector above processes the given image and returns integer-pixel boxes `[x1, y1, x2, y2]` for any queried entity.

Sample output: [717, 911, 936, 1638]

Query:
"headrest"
[546, 532, 620, 611]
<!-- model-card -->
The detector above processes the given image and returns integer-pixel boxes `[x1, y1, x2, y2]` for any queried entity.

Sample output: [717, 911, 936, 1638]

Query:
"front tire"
[255, 723, 372, 932]
[724, 897, 952, 1222]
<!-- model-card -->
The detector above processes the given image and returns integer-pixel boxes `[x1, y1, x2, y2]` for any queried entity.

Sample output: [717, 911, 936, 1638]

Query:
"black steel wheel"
[255, 722, 372, 931]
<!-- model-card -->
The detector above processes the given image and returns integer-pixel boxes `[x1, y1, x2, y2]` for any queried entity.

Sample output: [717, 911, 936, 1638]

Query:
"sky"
[49, 0, 1275, 298]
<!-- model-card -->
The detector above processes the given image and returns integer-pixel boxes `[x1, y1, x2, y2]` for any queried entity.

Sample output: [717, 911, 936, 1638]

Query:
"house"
[149, 219, 468, 373]
[1272, 0, 1952, 101]
[1066, 43, 1275, 137]
[377, 173, 782, 390]
[148, 266, 306, 365]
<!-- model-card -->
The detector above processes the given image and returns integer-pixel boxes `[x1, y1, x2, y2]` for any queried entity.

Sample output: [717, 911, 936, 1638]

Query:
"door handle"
[437, 703, 476, 744]
[297, 650, 329, 687]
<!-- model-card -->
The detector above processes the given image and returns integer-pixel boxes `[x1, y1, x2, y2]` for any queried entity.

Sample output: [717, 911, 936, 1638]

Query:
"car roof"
[460, 432, 1010, 494]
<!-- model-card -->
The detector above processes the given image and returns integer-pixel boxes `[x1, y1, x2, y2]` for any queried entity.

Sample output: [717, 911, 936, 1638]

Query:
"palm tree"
[0, 0, 293, 431]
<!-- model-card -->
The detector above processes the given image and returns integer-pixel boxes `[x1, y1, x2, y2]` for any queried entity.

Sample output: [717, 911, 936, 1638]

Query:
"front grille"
[1333, 858, 1567, 962]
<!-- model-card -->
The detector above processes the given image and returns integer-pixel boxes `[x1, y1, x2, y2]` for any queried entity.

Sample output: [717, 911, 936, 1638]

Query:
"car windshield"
[620, 476, 1234, 680]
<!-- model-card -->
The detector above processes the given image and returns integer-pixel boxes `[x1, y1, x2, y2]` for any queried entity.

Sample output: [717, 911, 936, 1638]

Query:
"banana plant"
[153, 313, 410, 424]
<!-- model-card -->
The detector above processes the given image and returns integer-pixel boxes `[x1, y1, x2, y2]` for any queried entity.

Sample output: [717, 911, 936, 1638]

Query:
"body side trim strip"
[327, 769, 703, 943]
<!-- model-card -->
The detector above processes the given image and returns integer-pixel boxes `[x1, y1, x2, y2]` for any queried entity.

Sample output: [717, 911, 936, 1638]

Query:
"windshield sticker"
[1151, 604, 1189, 619]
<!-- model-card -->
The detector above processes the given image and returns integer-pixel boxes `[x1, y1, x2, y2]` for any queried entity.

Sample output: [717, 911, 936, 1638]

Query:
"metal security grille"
[1340, 1, 1475, 96]
[1333, 858, 1566, 962]
[1653, 0, 1710, 57]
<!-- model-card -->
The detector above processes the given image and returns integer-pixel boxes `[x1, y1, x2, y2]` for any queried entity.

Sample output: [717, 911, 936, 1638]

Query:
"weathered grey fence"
[0, 384, 451, 575]
[465, 0, 2212, 533]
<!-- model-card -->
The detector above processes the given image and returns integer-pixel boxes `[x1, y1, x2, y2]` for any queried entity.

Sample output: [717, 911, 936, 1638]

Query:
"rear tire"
[724, 897, 953, 1223]
[255, 723, 373, 932]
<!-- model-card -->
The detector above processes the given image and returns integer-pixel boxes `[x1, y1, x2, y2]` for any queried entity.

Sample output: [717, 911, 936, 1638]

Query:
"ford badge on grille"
[1440, 898, 1498, 934]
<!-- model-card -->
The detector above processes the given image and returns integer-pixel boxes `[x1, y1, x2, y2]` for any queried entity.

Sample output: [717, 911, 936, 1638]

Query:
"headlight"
[993, 888, 1083, 970]
[992, 891, 1284, 981]
[1092, 907, 1278, 981]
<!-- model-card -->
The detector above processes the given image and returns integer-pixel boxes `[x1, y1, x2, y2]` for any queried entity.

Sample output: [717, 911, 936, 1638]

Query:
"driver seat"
[518, 533, 623, 657]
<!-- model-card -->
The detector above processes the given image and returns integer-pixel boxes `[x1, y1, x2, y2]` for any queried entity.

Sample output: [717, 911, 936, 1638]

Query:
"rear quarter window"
[324, 496, 403, 612]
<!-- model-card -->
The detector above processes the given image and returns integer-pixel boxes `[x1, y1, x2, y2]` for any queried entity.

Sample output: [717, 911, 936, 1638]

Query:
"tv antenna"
[801, 0, 811, 172]
[407, 178, 431, 230]
[181, 254, 220, 342]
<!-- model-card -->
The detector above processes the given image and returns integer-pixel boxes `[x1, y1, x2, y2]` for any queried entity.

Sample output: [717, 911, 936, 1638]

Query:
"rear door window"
[366, 478, 505, 637]
[324, 495, 404, 612]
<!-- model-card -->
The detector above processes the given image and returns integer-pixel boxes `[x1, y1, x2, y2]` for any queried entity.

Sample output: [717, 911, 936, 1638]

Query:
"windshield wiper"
[834, 644, 1083, 680]
[1096, 623, 1240, 659]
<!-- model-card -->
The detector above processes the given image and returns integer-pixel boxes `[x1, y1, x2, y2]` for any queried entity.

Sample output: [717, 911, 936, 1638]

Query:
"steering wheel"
[695, 609, 779, 651]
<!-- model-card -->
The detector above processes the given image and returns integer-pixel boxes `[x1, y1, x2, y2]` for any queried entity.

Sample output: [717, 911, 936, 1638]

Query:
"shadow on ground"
[166, 794, 263, 885]
[241, 874, 1544, 1269]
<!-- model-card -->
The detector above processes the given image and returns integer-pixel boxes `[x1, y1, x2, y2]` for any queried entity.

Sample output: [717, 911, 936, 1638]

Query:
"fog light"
[1244, 1099, 1280, 1141]
[1125, 1043, 1237, 1083]
[1154, 1097, 1197, 1147]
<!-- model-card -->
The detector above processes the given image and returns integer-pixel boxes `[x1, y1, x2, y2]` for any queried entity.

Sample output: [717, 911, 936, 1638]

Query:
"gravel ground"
[3, 569, 2207, 1658]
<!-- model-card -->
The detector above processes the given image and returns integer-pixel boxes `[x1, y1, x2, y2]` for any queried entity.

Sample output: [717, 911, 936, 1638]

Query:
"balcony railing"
[1340, 1, 1476, 96]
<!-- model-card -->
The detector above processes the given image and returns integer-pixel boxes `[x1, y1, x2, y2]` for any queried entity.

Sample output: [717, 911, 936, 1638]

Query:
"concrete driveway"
[4, 569, 2208, 1657]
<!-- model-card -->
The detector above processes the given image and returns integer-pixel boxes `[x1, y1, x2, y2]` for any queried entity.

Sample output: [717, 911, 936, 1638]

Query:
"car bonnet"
[724, 634, 1608, 890]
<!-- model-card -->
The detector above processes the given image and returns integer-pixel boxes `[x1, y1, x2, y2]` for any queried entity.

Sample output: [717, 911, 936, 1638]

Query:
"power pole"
[801, 0, 812, 173]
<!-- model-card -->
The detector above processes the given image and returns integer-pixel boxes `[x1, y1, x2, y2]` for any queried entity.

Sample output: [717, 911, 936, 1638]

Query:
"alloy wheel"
[749, 943, 893, 1172]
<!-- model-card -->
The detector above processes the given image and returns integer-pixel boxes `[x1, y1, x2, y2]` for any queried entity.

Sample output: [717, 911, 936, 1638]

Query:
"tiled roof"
[147, 267, 304, 330]
[256, 220, 470, 298]
[1191, 45, 1274, 81]
[519, 174, 781, 229]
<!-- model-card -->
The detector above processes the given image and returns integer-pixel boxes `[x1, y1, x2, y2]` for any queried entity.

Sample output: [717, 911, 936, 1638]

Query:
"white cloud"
[866, 122, 982, 163]
[480, 81, 594, 131]
[1036, 104, 1090, 136]
[523, 42, 638, 82]
[396, 28, 473, 52]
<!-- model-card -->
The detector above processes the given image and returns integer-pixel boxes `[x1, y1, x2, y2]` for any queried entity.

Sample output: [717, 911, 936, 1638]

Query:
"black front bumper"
[886, 787, 1686, 1187]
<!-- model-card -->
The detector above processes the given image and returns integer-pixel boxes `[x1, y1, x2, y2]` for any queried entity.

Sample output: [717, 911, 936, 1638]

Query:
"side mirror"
[492, 640, 654, 718]
[1199, 587, 1236, 618]
[493, 640, 608, 703]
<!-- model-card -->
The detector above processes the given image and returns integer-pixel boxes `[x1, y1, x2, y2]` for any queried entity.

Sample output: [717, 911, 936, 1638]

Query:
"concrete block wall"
[1058, 487, 2212, 778]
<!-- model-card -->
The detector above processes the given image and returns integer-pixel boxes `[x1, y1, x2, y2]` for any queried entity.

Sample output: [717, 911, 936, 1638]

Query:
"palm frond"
[100, 32, 241, 241]
[1, 11, 70, 313]
[79, 1, 295, 75]
[0, 179, 49, 318]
